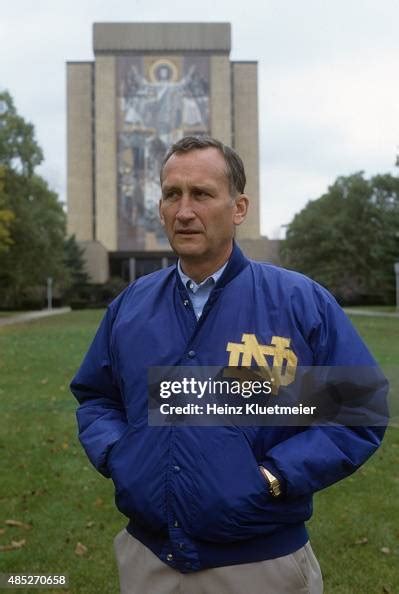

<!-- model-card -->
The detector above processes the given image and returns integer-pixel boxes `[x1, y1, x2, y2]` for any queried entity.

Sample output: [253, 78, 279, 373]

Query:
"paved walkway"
[0, 307, 72, 327]
[0, 306, 397, 326]
[344, 308, 399, 318]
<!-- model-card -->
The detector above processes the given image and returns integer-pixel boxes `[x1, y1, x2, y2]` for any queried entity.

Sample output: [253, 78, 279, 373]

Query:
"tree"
[61, 235, 90, 301]
[0, 171, 67, 307]
[0, 91, 43, 176]
[0, 165, 15, 253]
[0, 91, 68, 308]
[280, 172, 399, 304]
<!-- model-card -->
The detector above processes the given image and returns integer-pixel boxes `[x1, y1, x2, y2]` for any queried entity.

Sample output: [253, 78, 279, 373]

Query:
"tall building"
[67, 22, 262, 282]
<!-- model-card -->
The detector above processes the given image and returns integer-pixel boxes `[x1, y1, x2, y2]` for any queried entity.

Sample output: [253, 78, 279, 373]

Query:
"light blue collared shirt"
[177, 260, 228, 320]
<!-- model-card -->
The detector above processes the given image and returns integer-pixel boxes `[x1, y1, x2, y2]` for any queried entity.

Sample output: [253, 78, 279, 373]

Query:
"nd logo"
[226, 334, 298, 395]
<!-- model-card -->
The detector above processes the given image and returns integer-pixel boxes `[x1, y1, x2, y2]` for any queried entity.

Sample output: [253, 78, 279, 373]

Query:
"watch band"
[259, 465, 282, 498]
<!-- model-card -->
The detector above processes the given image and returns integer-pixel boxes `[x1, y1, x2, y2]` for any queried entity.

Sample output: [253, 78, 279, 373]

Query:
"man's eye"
[163, 191, 179, 201]
[193, 190, 210, 199]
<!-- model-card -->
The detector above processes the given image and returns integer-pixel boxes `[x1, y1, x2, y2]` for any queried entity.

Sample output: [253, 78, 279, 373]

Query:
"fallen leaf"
[62, 443, 69, 450]
[354, 537, 368, 545]
[86, 521, 94, 529]
[380, 547, 391, 555]
[11, 539, 26, 548]
[75, 542, 88, 556]
[94, 497, 103, 507]
[5, 520, 32, 530]
[0, 539, 26, 551]
[40, 378, 48, 384]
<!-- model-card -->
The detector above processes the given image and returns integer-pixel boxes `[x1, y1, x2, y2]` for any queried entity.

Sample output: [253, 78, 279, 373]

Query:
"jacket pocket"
[108, 424, 169, 533]
[184, 427, 312, 543]
[184, 428, 271, 542]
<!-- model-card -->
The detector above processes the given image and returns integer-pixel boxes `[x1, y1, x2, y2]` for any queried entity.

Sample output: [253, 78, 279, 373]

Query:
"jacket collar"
[214, 240, 250, 290]
[175, 241, 250, 297]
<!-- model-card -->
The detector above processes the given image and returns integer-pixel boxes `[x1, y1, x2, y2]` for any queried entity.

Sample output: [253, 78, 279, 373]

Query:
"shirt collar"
[177, 259, 229, 294]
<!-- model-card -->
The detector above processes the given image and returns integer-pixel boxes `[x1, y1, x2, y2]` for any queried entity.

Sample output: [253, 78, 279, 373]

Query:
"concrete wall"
[232, 62, 260, 239]
[79, 240, 109, 284]
[238, 238, 281, 265]
[95, 56, 118, 251]
[93, 22, 231, 53]
[210, 55, 232, 144]
[66, 62, 94, 241]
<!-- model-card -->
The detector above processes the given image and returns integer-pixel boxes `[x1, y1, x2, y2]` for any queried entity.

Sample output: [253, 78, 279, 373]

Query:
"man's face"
[159, 148, 247, 268]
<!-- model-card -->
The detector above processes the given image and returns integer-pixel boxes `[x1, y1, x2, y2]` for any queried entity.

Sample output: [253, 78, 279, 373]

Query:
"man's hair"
[160, 136, 246, 195]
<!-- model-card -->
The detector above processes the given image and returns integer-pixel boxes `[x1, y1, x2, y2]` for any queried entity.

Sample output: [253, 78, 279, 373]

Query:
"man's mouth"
[175, 230, 202, 235]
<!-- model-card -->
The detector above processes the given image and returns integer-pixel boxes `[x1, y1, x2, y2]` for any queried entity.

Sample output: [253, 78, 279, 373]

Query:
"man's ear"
[233, 194, 249, 226]
[159, 199, 165, 226]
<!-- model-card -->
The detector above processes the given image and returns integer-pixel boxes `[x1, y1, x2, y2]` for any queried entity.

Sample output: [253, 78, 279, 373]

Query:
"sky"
[1, 0, 398, 238]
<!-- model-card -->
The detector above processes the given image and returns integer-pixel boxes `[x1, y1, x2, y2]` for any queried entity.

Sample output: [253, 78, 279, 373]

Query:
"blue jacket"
[71, 243, 386, 573]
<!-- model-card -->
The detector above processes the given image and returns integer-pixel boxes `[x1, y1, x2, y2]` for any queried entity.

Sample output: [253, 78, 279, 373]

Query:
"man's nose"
[175, 196, 196, 221]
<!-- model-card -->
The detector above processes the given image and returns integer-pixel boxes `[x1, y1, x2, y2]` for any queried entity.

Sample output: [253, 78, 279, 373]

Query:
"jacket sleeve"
[70, 302, 128, 478]
[261, 282, 389, 499]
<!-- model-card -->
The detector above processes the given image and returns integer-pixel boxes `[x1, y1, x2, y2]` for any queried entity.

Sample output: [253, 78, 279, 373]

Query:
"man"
[71, 136, 386, 594]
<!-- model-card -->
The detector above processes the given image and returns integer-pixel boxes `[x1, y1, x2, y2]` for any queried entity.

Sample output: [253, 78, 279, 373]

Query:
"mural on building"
[116, 56, 210, 250]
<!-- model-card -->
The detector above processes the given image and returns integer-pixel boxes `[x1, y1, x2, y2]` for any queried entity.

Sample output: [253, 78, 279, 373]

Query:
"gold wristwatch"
[259, 466, 282, 498]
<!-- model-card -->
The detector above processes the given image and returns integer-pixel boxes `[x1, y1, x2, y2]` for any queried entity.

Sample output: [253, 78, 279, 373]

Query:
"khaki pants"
[114, 528, 323, 594]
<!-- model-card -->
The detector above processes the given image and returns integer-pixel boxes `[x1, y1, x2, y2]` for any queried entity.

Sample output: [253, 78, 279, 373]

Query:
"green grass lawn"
[0, 311, 398, 593]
